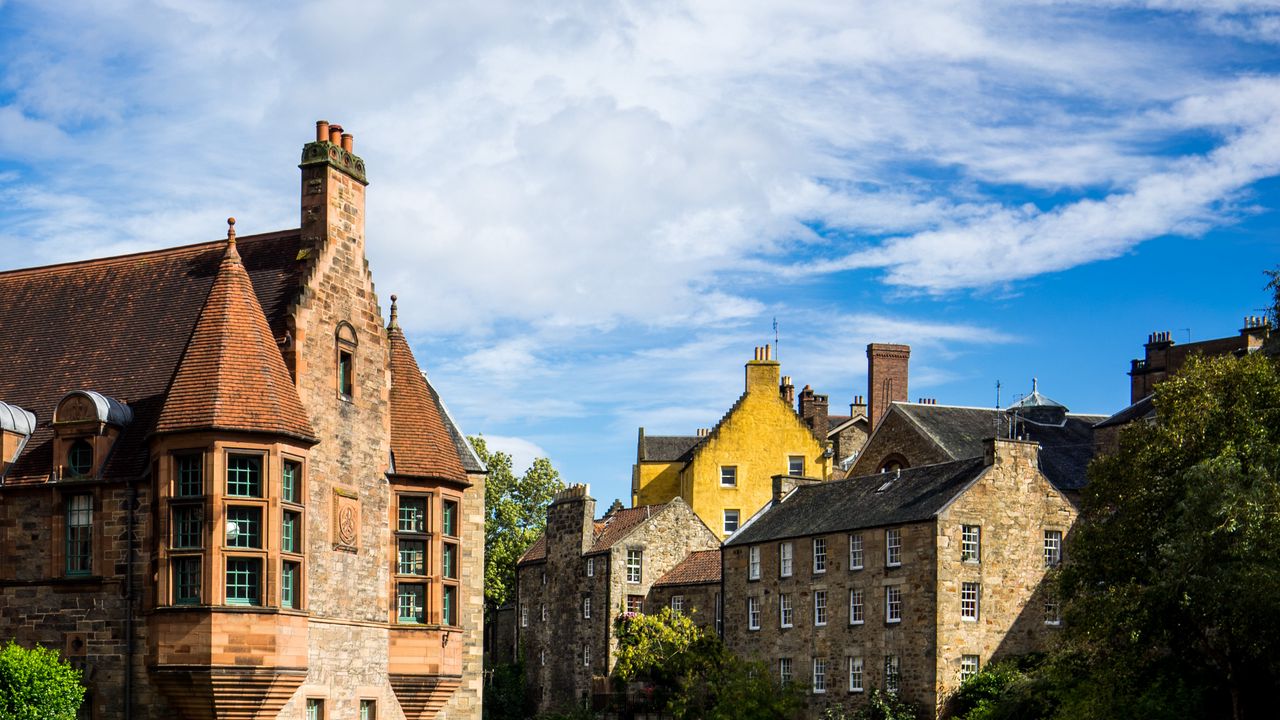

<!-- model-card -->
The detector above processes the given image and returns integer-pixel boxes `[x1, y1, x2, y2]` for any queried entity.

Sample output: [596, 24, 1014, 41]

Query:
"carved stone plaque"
[332, 490, 360, 552]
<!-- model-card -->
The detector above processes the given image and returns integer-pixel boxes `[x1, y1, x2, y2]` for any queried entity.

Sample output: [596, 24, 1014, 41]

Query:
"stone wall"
[440, 468, 486, 719]
[849, 407, 950, 478]
[646, 582, 720, 634]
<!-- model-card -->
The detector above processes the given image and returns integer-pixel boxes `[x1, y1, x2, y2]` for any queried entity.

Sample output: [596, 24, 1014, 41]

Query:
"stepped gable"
[653, 548, 721, 586]
[0, 231, 304, 482]
[155, 222, 315, 441]
[386, 297, 468, 483]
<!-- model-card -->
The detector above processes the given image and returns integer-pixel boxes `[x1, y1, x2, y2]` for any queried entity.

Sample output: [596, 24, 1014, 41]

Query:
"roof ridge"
[0, 229, 301, 279]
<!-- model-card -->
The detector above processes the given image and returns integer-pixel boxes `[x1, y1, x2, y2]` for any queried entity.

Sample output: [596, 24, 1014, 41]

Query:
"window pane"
[788, 456, 804, 476]
[443, 585, 457, 625]
[359, 700, 375, 720]
[398, 540, 426, 576]
[720, 466, 737, 486]
[397, 583, 425, 623]
[67, 440, 93, 476]
[173, 505, 203, 548]
[174, 556, 201, 604]
[282, 460, 302, 504]
[398, 497, 426, 533]
[443, 542, 457, 579]
[282, 561, 301, 609]
[282, 511, 301, 554]
[66, 495, 92, 575]
[226, 507, 262, 548]
[177, 454, 203, 496]
[226, 455, 262, 497]
[225, 558, 261, 605]
[442, 501, 458, 536]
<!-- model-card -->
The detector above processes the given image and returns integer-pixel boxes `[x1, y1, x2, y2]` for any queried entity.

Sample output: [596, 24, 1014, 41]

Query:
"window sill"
[886, 619, 901, 625]
[849, 621, 864, 626]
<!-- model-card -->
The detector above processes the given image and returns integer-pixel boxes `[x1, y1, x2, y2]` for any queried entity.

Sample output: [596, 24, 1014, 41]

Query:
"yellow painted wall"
[634, 459, 682, 507]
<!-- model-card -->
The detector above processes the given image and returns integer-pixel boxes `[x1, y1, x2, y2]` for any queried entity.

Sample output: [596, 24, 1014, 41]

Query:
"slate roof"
[427, 375, 486, 474]
[893, 403, 1107, 492]
[1094, 395, 1155, 429]
[653, 549, 721, 586]
[517, 503, 666, 564]
[154, 233, 316, 442]
[726, 457, 988, 546]
[639, 434, 702, 462]
[387, 309, 468, 483]
[0, 231, 305, 483]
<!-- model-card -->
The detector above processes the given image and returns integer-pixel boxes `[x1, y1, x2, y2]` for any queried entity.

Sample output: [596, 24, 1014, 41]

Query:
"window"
[443, 585, 457, 625]
[813, 537, 827, 573]
[1045, 595, 1062, 626]
[226, 507, 262, 548]
[443, 542, 458, 579]
[779, 658, 793, 684]
[521, 605, 528, 627]
[67, 440, 93, 477]
[748, 597, 761, 630]
[962, 525, 980, 562]
[885, 586, 901, 623]
[397, 584, 425, 624]
[884, 655, 900, 693]
[226, 558, 262, 606]
[961, 655, 980, 683]
[177, 454, 203, 496]
[173, 556, 201, 604]
[360, 700, 376, 720]
[226, 455, 262, 497]
[282, 460, 302, 504]
[282, 511, 301, 553]
[443, 500, 458, 536]
[338, 348, 354, 399]
[723, 509, 740, 534]
[886, 528, 901, 567]
[539, 649, 546, 666]
[961, 582, 980, 621]
[848, 656, 864, 692]
[849, 533, 864, 570]
[720, 466, 737, 486]
[306, 699, 324, 720]
[814, 590, 827, 626]
[627, 595, 644, 613]
[173, 505, 203, 548]
[583, 596, 591, 619]
[282, 561, 301, 609]
[671, 595, 683, 613]
[780, 593, 793, 627]
[626, 549, 642, 583]
[1044, 530, 1063, 567]
[748, 546, 761, 580]
[788, 455, 805, 476]
[812, 658, 827, 693]
[587, 557, 594, 577]
[849, 588, 864, 624]
[541, 603, 547, 622]
[541, 571, 546, 586]
[66, 495, 92, 575]
[583, 644, 591, 667]
[398, 497, 426, 532]
[779, 541, 793, 577]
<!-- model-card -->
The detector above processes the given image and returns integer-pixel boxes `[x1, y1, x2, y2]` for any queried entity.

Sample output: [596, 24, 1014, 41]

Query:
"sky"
[1, 0, 1278, 507]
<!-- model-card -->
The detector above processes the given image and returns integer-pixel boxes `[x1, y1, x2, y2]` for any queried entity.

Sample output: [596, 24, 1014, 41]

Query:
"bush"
[0, 641, 84, 720]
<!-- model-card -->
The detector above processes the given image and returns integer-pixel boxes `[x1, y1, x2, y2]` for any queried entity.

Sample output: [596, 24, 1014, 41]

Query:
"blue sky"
[1, 1, 1278, 506]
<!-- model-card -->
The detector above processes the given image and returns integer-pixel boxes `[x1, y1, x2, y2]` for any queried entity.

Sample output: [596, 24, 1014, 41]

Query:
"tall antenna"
[773, 317, 779, 361]
[995, 380, 1002, 439]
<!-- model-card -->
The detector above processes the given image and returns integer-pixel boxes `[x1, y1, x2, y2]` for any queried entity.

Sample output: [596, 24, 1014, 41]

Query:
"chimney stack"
[798, 385, 829, 439]
[745, 346, 781, 394]
[780, 375, 795, 406]
[867, 343, 910, 430]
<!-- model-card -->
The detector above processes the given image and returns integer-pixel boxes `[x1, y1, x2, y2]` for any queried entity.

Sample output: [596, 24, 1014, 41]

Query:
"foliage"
[1265, 266, 1280, 355]
[945, 655, 1055, 720]
[821, 689, 919, 720]
[0, 641, 85, 720]
[1057, 352, 1280, 719]
[612, 609, 803, 720]
[482, 661, 528, 720]
[471, 435, 564, 610]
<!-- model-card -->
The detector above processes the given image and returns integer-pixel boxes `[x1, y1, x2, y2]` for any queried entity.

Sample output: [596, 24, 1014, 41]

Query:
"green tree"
[613, 608, 802, 720]
[0, 641, 85, 720]
[1057, 352, 1280, 719]
[470, 435, 564, 610]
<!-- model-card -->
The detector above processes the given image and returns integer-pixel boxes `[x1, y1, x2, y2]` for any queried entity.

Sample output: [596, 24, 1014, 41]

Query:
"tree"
[0, 641, 85, 720]
[613, 609, 802, 720]
[1056, 352, 1280, 719]
[470, 435, 564, 610]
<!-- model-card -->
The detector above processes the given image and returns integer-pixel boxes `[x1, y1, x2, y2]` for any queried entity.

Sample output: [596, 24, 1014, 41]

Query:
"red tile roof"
[0, 231, 305, 482]
[518, 535, 547, 564]
[387, 308, 468, 483]
[517, 504, 665, 564]
[154, 232, 315, 442]
[653, 549, 721, 587]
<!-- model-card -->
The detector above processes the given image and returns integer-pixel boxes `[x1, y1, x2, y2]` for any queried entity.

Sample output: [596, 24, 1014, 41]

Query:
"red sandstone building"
[0, 123, 484, 719]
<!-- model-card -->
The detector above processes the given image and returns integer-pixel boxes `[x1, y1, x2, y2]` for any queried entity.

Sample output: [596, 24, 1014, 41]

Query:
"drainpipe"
[125, 477, 138, 719]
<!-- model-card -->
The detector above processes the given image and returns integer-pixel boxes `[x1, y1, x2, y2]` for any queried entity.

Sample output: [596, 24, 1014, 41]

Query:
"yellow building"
[632, 346, 832, 536]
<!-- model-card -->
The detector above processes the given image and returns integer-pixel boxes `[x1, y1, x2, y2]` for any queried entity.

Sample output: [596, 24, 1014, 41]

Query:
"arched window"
[67, 439, 94, 477]
[335, 322, 358, 400]
[879, 454, 909, 474]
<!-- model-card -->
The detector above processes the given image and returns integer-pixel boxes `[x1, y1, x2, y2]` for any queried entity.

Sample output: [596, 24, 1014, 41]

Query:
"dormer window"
[336, 322, 358, 400]
[51, 390, 132, 481]
[67, 440, 93, 477]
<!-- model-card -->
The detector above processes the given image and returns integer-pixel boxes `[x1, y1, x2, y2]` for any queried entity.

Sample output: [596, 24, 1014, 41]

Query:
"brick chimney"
[798, 385, 829, 439]
[867, 343, 909, 430]
[745, 346, 781, 395]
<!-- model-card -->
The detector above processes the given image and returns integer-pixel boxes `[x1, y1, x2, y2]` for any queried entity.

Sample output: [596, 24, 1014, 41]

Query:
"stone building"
[723, 438, 1077, 717]
[647, 549, 722, 635]
[515, 486, 719, 715]
[632, 346, 833, 537]
[0, 122, 484, 720]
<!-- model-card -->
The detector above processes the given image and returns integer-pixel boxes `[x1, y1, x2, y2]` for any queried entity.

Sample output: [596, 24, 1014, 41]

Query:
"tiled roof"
[726, 457, 988, 546]
[0, 232, 305, 483]
[518, 535, 547, 564]
[1094, 395, 1155, 429]
[154, 234, 315, 441]
[387, 313, 467, 483]
[653, 549, 721, 586]
[639, 435, 702, 462]
[516, 503, 667, 565]
[894, 403, 1107, 492]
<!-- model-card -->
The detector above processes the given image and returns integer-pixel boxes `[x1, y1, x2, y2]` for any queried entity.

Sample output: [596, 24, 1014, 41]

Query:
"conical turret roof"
[155, 220, 316, 441]
[387, 297, 468, 482]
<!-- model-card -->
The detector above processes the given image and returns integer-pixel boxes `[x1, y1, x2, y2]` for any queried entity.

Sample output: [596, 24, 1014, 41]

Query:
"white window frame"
[1044, 530, 1063, 567]
[779, 541, 793, 577]
[962, 525, 980, 563]
[886, 528, 902, 567]
[748, 596, 761, 630]
[779, 657, 793, 684]
[1045, 595, 1062, 626]
[626, 548, 642, 583]
[788, 455, 805, 476]
[814, 590, 827, 626]
[813, 537, 827, 574]
[849, 588, 864, 625]
[848, 656, 864, 692]
[671, 595, 683, 613]
[587, 557, 594, 577]
[961, 654, 980, 683]
[849, 533, 864, 570]
[541, 603, 547, 622]
[780, 593, 794, 628]
[723, 509, 740, 534]
[748, 546, 761, 580]
[961, 582, 980, 621]
[539, 649, 546, 666]
[583, 643, 590, 667]
[812, 657, 827, 694]
[885, 586, 901, 623]
[720, 465, 737, 486]
[520, 605, 528, 627]
[885, 655, 900, 693]
[583, 596, 591, 619]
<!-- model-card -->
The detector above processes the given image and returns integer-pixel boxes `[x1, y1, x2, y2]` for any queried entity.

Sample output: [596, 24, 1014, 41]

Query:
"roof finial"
[389, 294, 399, 329]
[1032, 377, 1038, 394]
[227, 217, 236, 245]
